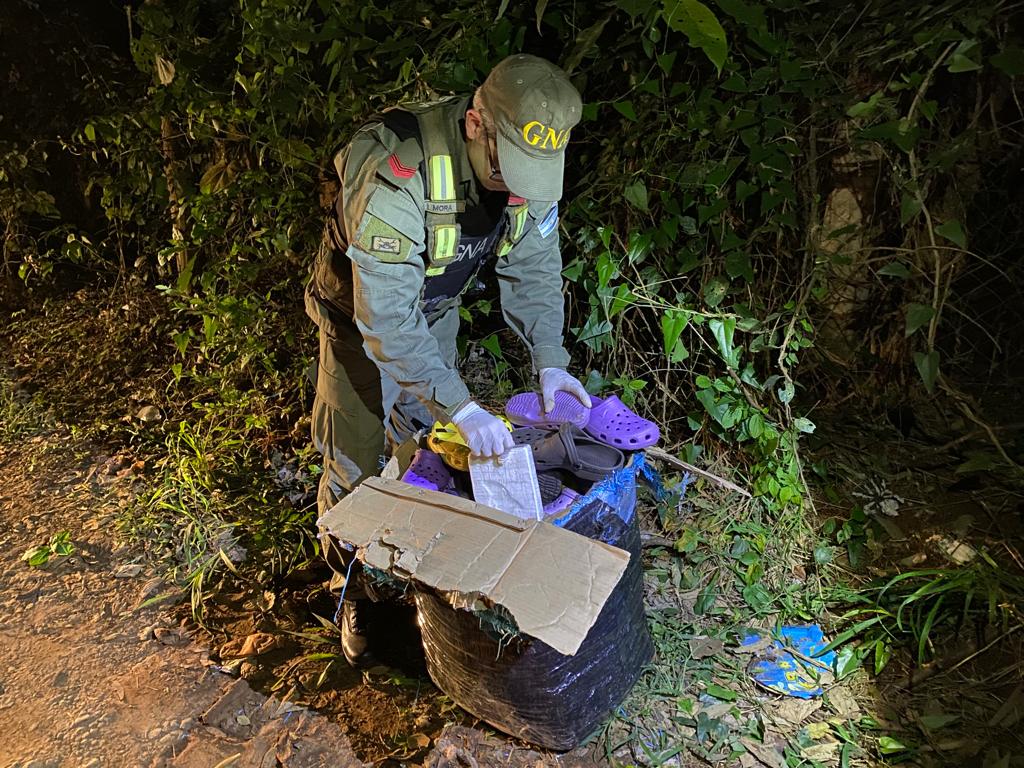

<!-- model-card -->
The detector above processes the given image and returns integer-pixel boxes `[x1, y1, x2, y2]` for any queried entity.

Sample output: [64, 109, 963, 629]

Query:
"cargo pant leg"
[313, 304, 461, 599]
[311, 317, 389, 601]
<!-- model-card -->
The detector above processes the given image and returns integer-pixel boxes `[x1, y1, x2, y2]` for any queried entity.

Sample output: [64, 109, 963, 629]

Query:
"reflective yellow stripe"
[432, 224, 457, 262]
[512, 206, 528, 240]
[429, 155, 455, 201]
[425, 266, 446, 276]
[497, 239, 513, 258]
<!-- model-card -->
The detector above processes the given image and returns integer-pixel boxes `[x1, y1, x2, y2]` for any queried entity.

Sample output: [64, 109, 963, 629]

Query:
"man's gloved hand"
[539, 368, 592, 413]
[451, 401, 514, 457]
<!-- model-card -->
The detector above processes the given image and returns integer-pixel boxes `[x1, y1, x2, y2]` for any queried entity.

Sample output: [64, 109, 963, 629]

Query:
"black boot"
[340, 599, 375, 668]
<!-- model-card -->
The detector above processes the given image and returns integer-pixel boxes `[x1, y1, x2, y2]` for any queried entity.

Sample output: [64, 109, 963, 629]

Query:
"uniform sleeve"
[337, 130, 472, 422]
[495, 202, 572, 371]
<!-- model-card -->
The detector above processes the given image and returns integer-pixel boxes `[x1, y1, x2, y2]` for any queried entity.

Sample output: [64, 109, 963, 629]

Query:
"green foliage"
[3, 0, 1015, 523]
[21, 531, 75, 567]
[825, 553, 1024, 672]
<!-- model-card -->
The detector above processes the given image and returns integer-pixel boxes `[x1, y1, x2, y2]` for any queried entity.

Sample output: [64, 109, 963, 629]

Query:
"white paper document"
[468, 444, 544, 520]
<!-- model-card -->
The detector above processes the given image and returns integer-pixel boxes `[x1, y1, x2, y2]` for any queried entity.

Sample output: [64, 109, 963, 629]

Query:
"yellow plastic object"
[428, 417, 513, 472]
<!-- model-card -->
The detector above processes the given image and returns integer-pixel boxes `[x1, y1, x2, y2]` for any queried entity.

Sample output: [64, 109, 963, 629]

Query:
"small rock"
[80, 759, 100, 768]
[135, 405, 162, 423]
[138, 625, 155, 642]
[113, 563, 143, 579]
[153, 626, 190, 647]
[72, 713, 97, 729]
[136, 578, 169, 604]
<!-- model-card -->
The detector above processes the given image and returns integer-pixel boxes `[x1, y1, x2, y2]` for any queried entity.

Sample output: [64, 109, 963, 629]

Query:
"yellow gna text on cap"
[522, 120, 570, 150]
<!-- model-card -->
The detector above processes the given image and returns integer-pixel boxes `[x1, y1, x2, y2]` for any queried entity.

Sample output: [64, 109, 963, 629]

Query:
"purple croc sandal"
[401, 449, 456, 494]
[505, 390, 591, 429]
[543, 487, 580, 517]
[584, 394, 660, 449]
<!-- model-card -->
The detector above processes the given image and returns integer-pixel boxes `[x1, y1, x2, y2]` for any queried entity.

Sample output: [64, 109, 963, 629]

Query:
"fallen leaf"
[800, 740, 839, 761]
[805, 721, 831, 740]
[826, 684, 861, 718]
[772, 698, 822, 726]
[739, 737, 786, 768]
[219, 632, 284, 659]
[733, 632, 774, 655]
[690, 636, 725, 659]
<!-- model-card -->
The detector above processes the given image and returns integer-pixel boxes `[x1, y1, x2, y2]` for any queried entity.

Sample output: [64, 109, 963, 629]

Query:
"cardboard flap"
[318, 477, 631, 656]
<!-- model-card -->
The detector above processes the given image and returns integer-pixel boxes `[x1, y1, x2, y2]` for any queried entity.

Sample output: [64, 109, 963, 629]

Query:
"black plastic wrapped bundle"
[414, 459, 654, 750]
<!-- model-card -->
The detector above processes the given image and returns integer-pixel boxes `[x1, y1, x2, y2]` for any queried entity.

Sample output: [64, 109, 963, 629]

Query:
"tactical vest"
[377, 97, 533, 316]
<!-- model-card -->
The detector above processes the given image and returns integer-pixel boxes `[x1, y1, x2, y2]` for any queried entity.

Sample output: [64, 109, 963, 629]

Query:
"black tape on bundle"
[415, 456, 655, 751]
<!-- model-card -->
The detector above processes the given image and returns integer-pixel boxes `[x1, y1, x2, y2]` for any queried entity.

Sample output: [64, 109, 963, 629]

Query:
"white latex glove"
[539, 368, 592, 414]
[451, 401, 514, 457]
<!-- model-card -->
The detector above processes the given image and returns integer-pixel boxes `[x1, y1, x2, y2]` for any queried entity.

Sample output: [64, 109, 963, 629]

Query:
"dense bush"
[4, 0, 1022, 511]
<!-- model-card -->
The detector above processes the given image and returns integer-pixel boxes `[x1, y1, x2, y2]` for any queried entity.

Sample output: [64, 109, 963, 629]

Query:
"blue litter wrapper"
[743, 625, 837, 699]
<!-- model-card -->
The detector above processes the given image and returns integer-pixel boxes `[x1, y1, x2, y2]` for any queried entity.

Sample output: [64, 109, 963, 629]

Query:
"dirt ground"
[0, 402, 605, 768]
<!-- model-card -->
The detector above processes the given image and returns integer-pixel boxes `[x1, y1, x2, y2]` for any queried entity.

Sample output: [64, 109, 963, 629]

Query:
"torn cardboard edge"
[318, 476, 631, 656]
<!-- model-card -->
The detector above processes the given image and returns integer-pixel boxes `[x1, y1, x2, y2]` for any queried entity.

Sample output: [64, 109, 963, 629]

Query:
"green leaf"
[900, 192, 922, 225]
[564, 14, 612, 74]
[84, 123, 96, 142]
[947, 53, 982, 73]
[495, 0, 511, 20]
[913, 350, 940, 393]
[935, 219, 966, 249]
[480, 334, 504, 359]
[613, 100, 638, 121]
[703, 276, 728, 308]
[696, 388, 730, 427]
[877, 736, 908, 755]
[834, 645, 862, 679]
[873, 639, 892, 674]
[709, 317, 739, 368]
[624, 181, 649, 211]
[777, 380, 794, 404]
[846, 91, 883, 119]
[662, 0, 728, 73]
[713, 0, 766, 29]
[878, 261, 910, 278]
[21, 546, 50, 567]
[919, 713, 959, 731]
[725, 251, 753, 282]
[794, 417, 815, 433]
[991, 46, 1024, 76]
[534, 0, 548, 34]
[661, 310, 689, 358]
[904, 303, 934, 337]
[705, 684, 737, 701]
[956, 451, 1000, 474]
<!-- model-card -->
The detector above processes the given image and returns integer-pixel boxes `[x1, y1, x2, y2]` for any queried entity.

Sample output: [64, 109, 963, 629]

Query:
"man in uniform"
[305, 54, 591, 666]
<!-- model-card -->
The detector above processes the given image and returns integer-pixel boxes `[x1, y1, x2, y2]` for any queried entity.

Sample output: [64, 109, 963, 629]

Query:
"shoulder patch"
[355, 214, 414, 263]
[537, 202, 559, 238]
[387, 154, 416, 179]
[378, 137, 422, 188]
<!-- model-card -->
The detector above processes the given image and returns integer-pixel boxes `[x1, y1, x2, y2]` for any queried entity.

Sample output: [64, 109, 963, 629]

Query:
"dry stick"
[645, 445, 752, 498]
[905, 43, 955, 352]
[932, 422, 1024, 452]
